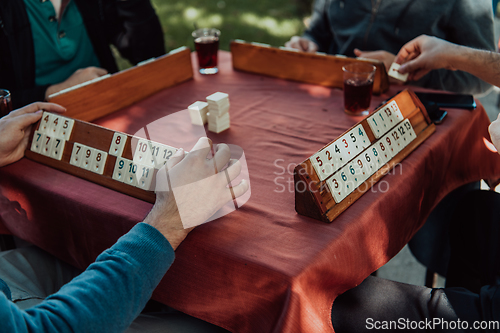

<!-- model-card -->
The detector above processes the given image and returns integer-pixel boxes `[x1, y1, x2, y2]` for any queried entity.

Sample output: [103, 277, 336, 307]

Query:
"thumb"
[398, 57, 422, 74]
[353, 48, 363, 57]
[166, 148, 185, 169]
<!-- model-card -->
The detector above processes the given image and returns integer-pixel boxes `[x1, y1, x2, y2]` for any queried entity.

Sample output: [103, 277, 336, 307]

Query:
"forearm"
[0, 223, 174, 333]
[451, 46, 500, 88]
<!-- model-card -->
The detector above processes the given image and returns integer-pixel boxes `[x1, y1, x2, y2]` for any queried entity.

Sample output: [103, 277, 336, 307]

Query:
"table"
[1, 51, 500, 333]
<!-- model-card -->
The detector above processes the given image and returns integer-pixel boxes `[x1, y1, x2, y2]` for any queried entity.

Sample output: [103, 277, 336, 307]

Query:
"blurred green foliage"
[115, 0, 313, 70]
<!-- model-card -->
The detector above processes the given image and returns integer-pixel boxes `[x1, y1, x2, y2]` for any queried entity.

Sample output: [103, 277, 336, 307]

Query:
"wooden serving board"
[230, 40, 389, 95]
[48, 47, 194, 122]
[294, 89, 434, 222]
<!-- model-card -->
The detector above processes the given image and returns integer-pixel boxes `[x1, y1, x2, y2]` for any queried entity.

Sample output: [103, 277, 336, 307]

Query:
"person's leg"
[0, 246, 230, 332]
[331, 276, 463, 332]
[0, 246, 82, 309]
[126, 312, 230, 333]
[446, 190, 500, 292]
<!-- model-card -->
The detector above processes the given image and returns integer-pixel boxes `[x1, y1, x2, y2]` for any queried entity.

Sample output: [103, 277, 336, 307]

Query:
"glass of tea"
[342, 63, 376, 116]
[192, 28, 220, 75]
[0, 89, 12, 118]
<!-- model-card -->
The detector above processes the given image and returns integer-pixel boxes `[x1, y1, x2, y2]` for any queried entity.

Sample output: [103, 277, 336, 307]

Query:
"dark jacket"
[304, 0, 495, 95]
[0, 0, 165, 109]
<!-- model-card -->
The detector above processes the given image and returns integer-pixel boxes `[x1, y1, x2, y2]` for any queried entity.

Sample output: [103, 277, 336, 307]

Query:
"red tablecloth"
[1, 51, 500, 333]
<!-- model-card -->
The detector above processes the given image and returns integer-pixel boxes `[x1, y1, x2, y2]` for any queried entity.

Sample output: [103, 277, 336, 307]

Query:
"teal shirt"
[23, 0, 101, 86]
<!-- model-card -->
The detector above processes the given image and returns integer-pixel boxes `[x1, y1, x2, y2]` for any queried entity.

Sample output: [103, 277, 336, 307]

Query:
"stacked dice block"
[206, 92, 230, 133]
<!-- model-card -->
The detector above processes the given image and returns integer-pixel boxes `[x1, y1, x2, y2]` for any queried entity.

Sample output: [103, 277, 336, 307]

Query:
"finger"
[189, 137, 213, 158]
[214, 144, 231, 171]
[308, 41, 318, 53]
[166, 148, 185, 169]
[224, 159, 242, 182]
[230, 179, 249, 199]
[93, 67, 108, 76]
[353, 48, 363, 57]
[299, 39, 309, 52]
[13, 111, 44, 130]
[6, 102, 66, 118]
[395, 39, 421, 64]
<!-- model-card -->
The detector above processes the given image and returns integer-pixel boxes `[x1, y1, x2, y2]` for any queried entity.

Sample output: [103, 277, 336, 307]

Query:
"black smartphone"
[414, 92, 476, 109]
[426, 104, 448, 124]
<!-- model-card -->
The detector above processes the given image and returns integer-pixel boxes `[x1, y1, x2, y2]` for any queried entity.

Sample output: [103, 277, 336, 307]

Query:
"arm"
[285, 0, 330, 53]
[0, 119, 248, 332]
[109, 0, 165, 64]
[411, 0, 495, 94]
[396, 35, 500, 88]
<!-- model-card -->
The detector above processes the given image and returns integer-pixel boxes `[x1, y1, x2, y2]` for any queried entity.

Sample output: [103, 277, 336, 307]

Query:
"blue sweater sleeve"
[0, 222, 175, 333]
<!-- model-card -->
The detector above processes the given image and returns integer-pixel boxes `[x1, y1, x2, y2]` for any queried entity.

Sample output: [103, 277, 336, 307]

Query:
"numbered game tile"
[39, 112, 53, 133]
[58, 117, 75, 141]
[90, 150, 108, 175]
[30, 131, 44, 154]
[50, 138, 65, 161]
[80, 147, 96, 171]
[124, 161, 139, 187]
[40, 135, 54, 157]
[112, 157, 129, 183]
[133, 139, 155, 168]
[70, 143, 85, 167]
[136, 165, 154, 190]
[109, 132, 127, 157]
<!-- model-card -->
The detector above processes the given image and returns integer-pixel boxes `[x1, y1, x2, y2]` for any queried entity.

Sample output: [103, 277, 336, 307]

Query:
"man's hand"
[45, 67, 108, 99]
[285, 36, 319, 53]
[354, 49, 395, 72]
[395, 35, 459, 81]
[144, 138, 249, 250]
[489, 113, 500, 154]
[0, 102, 66, 167]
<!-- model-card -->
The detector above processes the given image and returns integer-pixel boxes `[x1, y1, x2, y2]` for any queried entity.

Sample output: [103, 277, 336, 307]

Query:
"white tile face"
[367, 103, 403, 139]
[31, 131, 44, 153]
[381, 132, 400, 158]
[133, 139, 155, 168]
[153, 144, 177, 169]
[363, 145, 385, 176]
[50, 138, 65, 160]
[108, 132, 127, 157]
[388, 63, 409, 82]
[81, 146, 96, 171]
[90, 150, 108, 175]
[39, 112, 52, 134]
[123, 160, 139, 187]
[352, 124, 371, 150]
[70, 143, 85, 167]
[40, 134, 54, 157]
[350, 155, 370, 184]
[136, 164, 154, 190]
[47, 115, 64, 138]
[58, 117, 74, 141]
[310, 150, 336, 182]
[399, 119, 417, 147]
[374, 138, 392, 165]
[112, 157, 128, 182]
[328, 165, 355, 203]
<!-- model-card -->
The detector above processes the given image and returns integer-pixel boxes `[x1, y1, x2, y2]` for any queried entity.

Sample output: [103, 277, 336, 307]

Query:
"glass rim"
[342, 63, 377, 75]
[0, 89, 11, 99]
[192, 28, 221, 38]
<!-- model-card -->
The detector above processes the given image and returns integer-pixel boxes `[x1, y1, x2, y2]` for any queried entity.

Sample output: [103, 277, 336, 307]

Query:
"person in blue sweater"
[0, 102, 249, 332]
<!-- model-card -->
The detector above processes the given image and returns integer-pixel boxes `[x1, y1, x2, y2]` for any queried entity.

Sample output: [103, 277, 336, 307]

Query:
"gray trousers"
[0, 246, 228, 333]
